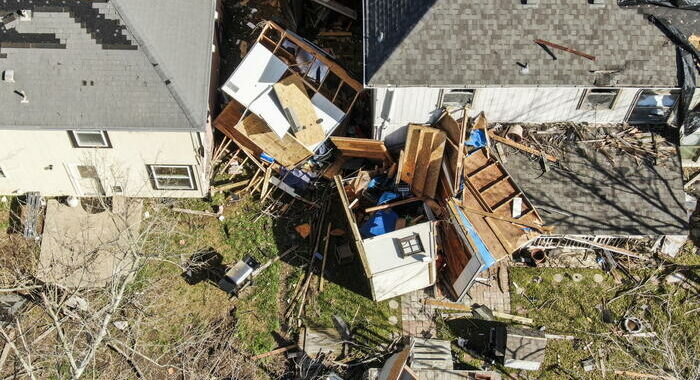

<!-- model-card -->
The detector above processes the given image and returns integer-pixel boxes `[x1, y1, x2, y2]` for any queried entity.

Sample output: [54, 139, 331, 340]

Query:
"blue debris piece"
[360, 209, 399, 238]
[377, 191, 400, 205]
[465, 129, 487, 148]
[453, 205, 497, 271]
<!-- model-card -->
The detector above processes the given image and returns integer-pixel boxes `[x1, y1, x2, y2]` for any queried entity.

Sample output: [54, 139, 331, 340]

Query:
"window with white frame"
[578, 89, 619, 110]
[69, 130, 111, 148]
[441, 89, 475, 108]
[149, 165, 196, 190]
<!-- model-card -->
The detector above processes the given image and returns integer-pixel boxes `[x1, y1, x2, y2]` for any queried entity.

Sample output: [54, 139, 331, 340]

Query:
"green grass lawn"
[132, 195, 400, 359]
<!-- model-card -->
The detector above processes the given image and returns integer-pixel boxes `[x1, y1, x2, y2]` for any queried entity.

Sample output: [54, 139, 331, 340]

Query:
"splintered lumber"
[260, 166, 273, 200]
[251, 344, 298, 360]
[364, 197, 425, 213]
[273, 74, 326, 147]
[400, 124, 446, 198]
[330, 137, 394, 164]
[487, 130, 558, 162]
[211, 179, 249, 193]
[318, 223, 332, 291]
[424, 299, 534, 325]
[534, 39, 596, 61]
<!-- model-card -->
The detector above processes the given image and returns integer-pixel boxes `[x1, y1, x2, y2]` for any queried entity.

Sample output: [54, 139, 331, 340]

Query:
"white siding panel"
[0, 129, 208, 198]
[471, 88, 639, 123]
[373, 87, 442, 146]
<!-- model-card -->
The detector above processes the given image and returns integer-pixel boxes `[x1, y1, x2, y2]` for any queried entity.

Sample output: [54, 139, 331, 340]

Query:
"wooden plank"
[487, 130, 558, 162]
[424, 299, 534, 325]
[251, 344, 298, 360]
[461, 206, 544, 231]
[330, 137, 394, 164]
[364, 197, 424, 213]
[273, 74, 326, 147]
[411, 129, 433, 197]
[400, 125, 422, 186]
[534, 38, 596, 61]
[425, 131, 446, 199]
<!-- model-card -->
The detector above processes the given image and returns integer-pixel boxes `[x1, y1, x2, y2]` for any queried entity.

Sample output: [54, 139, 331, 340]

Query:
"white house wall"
[0, 129, 208, 198]
[373, 87, 651, 147]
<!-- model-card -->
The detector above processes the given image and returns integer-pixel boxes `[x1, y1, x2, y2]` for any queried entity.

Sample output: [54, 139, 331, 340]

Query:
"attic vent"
[3, 70, 15, 83]
[521, 0, 538, 7]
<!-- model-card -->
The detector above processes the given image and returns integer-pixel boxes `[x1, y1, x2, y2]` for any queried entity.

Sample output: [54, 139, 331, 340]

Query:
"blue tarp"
[453, 205, 496, 271]
[465, 129, 487, 148]
[360, 209, 398, 238]
[377, 191, 400, 205]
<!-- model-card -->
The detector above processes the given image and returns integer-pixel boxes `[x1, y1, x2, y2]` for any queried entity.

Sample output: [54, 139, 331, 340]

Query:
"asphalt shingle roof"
[0, 0, 215, 131]
[364, 0, 698, 87]
[501, 130, 688, 236]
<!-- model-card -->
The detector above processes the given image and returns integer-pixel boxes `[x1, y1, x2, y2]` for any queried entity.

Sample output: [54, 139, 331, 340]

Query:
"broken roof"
[0, 0, 216, 131]
[501, 128, 687, 236]
[363, 0, 698, 87]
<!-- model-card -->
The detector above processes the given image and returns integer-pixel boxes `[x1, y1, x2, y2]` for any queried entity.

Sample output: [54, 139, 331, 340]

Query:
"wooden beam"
[251, 344, 298, 360]
[534, 39, 596, 61]
[424, 298, 534, 325]
[487, 130, 558, 162]
[364, 197, 425, 213]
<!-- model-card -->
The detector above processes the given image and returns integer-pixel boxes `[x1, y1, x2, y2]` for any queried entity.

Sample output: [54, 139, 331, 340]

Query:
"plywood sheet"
[399, 125, 446, 198]
[273, 74, 326, 146]
[214, 101, 312, 168]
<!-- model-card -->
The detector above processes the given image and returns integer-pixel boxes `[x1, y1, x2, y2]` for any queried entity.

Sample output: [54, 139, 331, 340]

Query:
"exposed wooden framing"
[487, 130, 558, 162]
[491, 191, 521, 211]
[467, 161, 496, 178]
[479, 175, 509, 193]
[334, 175, 371, 278]
[256, 22, 362, 113]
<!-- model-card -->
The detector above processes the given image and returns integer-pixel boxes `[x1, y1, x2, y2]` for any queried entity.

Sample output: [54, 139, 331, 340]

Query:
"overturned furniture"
[215, 21, 363, 167]
[335, 175, 437, 301]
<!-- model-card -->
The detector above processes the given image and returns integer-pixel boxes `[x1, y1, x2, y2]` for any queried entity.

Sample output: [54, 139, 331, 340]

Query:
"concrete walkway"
[37, 197, 142, 288]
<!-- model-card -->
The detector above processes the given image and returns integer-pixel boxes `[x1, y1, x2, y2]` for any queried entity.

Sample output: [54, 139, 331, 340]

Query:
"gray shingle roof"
[364, 0, 698, 87]
[0, 0, 215, 131]
[501, 131, 688, 236]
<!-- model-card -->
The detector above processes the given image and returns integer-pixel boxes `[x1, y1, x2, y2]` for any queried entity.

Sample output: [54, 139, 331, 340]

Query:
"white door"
[67, 164, 105, 196]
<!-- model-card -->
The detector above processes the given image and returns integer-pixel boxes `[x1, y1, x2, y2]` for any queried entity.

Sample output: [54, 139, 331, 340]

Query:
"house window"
[148, 165, 196, 190]
[441, 89, 475, 108]
[398, 234, 424, 257]
[628, 89, 680, 124]
[578, 89, 619, 110]
[69, 130, 111, 148]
